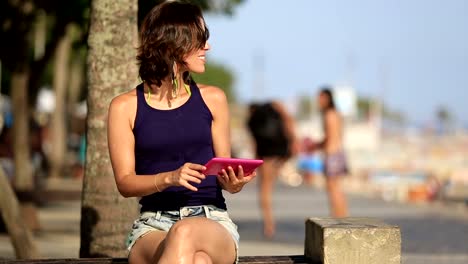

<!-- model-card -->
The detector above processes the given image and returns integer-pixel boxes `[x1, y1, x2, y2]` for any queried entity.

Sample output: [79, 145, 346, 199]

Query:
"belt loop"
[155, 211, 162, 221]
[180, 207, 186, 219]
[203, 205, 211, 218]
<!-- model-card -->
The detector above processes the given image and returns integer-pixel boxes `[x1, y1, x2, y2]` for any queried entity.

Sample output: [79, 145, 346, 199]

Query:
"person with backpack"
[247, 101, 298, 238]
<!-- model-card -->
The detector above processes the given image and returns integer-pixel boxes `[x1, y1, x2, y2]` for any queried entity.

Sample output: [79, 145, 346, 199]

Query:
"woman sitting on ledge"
[107, 1, 256, 263]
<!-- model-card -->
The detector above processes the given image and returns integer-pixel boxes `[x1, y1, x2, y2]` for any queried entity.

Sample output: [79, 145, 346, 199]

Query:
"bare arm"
[200, 84, 256, 193]
[318, 110, 339, 151]
[199, 85, 231, 158]
[107, 92, 205, 197]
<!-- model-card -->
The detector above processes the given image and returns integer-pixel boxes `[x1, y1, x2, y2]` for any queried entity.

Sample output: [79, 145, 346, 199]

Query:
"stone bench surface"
[305, 217, 401, 264]
[0, 255, 315, 264]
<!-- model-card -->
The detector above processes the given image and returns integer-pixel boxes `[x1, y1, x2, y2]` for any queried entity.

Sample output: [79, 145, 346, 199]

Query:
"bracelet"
[153, 176, 161, 192]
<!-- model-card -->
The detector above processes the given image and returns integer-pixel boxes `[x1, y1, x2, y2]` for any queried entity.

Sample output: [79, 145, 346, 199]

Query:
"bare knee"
[168, 221, 195, 240]
[194, 251, 212, 264]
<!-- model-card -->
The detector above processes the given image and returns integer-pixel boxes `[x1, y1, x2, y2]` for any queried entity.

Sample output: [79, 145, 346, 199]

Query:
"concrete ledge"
[305, 217, 401, 264]
[1, 218, 402, 264]
[0, 255, 313, 264]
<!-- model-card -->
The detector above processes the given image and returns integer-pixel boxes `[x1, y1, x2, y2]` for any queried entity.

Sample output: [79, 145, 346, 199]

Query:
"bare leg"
[159, 217, 236, 264]
[258, 157, 284, 238]
[303, 171, 315, 186]
[128, 231, 167, 264]
[325, 177, 348, 217]
[193, 251, 213, 264]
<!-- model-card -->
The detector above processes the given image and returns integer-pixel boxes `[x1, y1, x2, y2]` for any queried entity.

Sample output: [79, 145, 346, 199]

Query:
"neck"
[145, 81, 173, 100]
[144, 78, 190, 104]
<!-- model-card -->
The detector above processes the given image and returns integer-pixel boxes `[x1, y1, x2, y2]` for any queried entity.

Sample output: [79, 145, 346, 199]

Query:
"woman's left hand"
[217, 165, 256, 194]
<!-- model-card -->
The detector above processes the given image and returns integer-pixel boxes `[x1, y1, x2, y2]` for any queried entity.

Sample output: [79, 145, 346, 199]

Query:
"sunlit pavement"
[1, 180, 467, 264]
[228, 182, 468, 264]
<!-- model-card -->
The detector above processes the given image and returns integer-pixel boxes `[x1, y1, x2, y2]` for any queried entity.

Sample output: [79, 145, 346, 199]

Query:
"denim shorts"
[126, 205, 239, 263]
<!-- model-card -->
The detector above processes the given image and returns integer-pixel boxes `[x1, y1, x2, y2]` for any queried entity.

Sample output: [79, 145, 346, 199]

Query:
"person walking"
[247, 101, 297, 238]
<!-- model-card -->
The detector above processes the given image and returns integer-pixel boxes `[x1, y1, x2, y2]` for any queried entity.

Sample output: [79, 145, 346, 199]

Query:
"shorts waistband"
[141, 205, 220, 220]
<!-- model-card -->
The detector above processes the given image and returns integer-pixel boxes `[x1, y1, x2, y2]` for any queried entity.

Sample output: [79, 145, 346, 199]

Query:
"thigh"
[129, 231, 167, 264]
[259, 157, 284, 180]
[167, 217, 236, 264]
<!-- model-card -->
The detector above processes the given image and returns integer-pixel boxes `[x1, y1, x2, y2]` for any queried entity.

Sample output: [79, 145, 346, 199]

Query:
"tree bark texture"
[80, 0, 139, 258]
[0, 167, 39, 259]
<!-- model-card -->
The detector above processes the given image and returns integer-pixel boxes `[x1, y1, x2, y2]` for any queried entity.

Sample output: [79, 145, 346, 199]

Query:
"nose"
[204, 41, 211, 50]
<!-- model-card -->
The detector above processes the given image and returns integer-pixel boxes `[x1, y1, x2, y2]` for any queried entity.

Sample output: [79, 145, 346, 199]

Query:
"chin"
[190, 67, 206, 74]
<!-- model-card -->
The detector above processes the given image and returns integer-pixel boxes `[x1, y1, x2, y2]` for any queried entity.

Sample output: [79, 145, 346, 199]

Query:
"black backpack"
[247, 103, 286, 141]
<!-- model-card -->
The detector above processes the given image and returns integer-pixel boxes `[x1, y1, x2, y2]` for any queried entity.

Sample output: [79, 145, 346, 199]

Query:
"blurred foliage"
[357, 97, 405, 124]
[383, 107, 405, 124]
[296, 95, 315, 120]
[0, 0, 90, 103]
[0, 0, 242, 103]
[436, 105, 453, 133]
[436, 106, 452, 123]
[138, 0, 245, 26]
[357, 97, 372, 120]
[192, 61, 236, 102]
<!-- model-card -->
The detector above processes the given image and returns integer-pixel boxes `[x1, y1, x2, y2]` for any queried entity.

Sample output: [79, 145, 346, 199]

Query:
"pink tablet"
[204, 157, 263, 176]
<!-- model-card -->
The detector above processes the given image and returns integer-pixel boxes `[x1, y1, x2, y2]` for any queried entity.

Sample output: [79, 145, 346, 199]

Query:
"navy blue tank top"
[133, 82, 226, 212]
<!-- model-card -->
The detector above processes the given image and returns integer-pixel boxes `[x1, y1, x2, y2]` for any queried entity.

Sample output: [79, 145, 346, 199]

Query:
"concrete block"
[305, 217, 401, 264]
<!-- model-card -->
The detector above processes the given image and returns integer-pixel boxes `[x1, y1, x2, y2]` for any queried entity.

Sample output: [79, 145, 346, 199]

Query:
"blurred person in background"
[0, 114, 14, 181]
[297, 137, 323, 186]
[0, 111, 48, 188]
[247, 101, 298, 238]
[314, 88, 348, 217]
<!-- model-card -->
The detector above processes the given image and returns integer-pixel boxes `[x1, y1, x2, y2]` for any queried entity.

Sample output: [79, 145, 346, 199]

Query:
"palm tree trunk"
[80, 0, 139, 257]
[0, 167, 39, 259]
[11, 71, 32, 190]
[48, 25, 72, 179]
[68, 48, 85, 111]
[11, 70, 40, 232]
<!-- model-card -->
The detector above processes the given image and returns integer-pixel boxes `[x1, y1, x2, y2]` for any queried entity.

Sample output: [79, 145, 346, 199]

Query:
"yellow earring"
[172, 76, 179, 98]
[172, 62, 179, 98]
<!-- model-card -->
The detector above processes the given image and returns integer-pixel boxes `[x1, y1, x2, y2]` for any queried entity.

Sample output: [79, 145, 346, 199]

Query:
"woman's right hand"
[168, 163, 206, 191]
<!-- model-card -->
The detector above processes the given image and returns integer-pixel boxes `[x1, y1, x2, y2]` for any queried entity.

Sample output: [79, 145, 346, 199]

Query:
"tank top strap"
[189, 82, 213, 117]
[189, 81, 201, 98]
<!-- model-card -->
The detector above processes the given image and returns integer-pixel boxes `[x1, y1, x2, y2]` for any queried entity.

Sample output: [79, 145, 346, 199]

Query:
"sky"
[204, 0, 468, 125]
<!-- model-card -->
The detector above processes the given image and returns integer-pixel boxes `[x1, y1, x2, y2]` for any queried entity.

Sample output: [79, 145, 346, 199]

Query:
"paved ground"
[1, 180, 467, 263]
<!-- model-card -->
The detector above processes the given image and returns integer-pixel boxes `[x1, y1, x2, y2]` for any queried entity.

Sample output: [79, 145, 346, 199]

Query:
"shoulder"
[109, 89, 138, 115]
[324, 109, 340, 122]
[197, 83, 228, 106]
[270, 100, 286, 113]
[269, 100, 291, 119]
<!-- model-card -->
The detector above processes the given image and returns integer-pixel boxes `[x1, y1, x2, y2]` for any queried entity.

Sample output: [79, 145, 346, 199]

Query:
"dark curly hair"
[137, 1, 209, 86]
